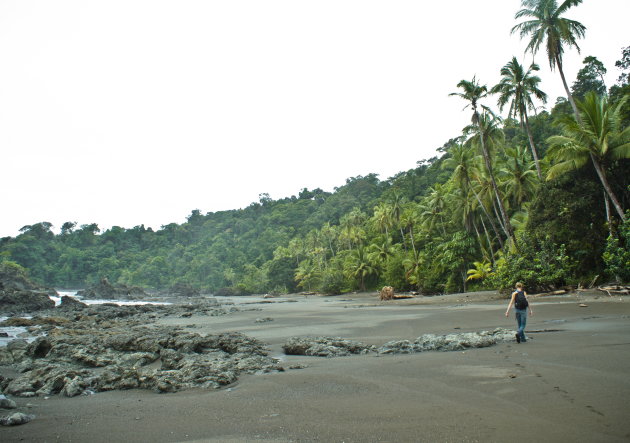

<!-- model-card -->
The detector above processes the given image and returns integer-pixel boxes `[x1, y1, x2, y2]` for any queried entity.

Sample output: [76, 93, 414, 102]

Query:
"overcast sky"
[1, 0, 628, 238]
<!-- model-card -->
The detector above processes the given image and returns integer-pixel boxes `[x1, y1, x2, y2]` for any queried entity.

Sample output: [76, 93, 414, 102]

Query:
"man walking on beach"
[505, 282, 533, 343]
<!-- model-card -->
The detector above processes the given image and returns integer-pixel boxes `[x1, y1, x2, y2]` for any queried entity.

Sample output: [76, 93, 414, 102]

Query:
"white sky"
[0, 0, 628, 238]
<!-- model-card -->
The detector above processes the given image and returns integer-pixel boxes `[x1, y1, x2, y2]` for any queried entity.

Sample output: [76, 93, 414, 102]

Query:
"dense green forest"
[2, 1, 629, 294]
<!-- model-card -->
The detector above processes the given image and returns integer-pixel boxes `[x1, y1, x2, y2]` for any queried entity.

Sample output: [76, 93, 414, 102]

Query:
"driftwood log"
[379, 286, 415, 301]
[597, 284, 630, 296]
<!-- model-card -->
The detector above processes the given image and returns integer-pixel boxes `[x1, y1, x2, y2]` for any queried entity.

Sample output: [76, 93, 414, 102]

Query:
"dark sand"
[3, 291, 630, 442]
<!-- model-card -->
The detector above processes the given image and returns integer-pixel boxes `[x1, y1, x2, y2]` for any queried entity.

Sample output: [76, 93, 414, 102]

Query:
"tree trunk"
[476, 114, 515, 243]
[479, 214, 495, 265]
[603, 190, 614, 237]
[468, 176, 504, 249]
[408, 226, 417, 256]
[591, 154, 627, 221]
[556, 55, 583, 125]
[524, 113, 543, 180]
[492, 199, 509, 238]
[557, 56, 624, 222]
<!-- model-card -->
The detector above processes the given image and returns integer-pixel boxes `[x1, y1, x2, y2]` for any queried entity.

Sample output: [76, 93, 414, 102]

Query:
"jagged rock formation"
[0, 263, 56, 314]
[283, 328, 515, 357]
[75, 277, 149, 300]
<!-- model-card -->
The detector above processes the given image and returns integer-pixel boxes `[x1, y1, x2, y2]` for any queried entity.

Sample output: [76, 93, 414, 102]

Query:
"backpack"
[514, 290, 528, 309]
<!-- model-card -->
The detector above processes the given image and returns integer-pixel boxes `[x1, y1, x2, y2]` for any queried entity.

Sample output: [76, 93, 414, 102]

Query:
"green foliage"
[572, 56, 607, 98]
[603, 212, 630, 282]
[466, 261, 493, 282]
[527, 169, 607, 276]
[489, 233, 573, 292]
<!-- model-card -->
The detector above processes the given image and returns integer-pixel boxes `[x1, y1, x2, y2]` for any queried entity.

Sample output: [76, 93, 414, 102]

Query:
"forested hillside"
[2, 2, 629, 295]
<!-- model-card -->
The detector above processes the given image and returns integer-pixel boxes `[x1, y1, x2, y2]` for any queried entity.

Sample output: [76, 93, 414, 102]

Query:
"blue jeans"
[515, 309, 528, 341]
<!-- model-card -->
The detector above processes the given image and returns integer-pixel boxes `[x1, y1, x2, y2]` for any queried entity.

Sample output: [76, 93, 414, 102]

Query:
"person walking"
[505, 282, 533, 343]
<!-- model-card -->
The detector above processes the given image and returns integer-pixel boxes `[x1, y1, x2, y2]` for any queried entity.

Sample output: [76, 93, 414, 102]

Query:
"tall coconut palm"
[442, 143, 504, 249]
[451, 78, 515, 243]
[466, 111, 516, 242]
[547, 92, 630, 221]
[491, 57, 547, 179]
[512, 0, 586, 120]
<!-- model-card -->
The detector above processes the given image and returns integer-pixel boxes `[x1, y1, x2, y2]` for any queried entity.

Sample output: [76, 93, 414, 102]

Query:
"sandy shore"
[3, 290, 630, 442]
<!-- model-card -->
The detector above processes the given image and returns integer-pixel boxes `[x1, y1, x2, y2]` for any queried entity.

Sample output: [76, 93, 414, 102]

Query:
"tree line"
[1, 0, 629, 294]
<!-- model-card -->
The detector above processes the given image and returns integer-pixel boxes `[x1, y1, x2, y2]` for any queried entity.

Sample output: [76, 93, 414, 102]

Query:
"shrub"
[489, 233, 574, 292]
[603, 212, 630, 282]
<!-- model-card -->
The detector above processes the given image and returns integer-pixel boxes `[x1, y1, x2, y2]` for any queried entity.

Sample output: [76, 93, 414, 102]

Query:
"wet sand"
[3, 291, 630, 442]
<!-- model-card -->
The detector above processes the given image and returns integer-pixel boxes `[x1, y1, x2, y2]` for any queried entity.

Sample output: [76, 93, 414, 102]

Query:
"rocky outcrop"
[0, 412, 34, 426]
[1, 327, 282, 397]
[58, 296, 87, 310]
[0, 263, 56, 314]
[283, 328, 516, 357]
[76, 278, 149, 300]
[283, 337, 376, 357]
[377, 328, 515, 354]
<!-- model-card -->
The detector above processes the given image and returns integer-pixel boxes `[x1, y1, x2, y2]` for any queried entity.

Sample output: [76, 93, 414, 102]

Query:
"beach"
[2, 291, 629, 442]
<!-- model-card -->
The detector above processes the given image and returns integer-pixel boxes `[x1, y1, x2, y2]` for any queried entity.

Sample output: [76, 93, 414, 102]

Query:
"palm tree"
[442, 143, 504, 249]
[466, 261, 493, 282]
[421, 183, 450, 237]
[344, 246, 376, 291]
[372, 203, 394, 239]
[451, 78, 515, 243]
[498, 145, 539, 208]
[512, 0, 586, 119]
[547, 92, 630, 221]
[465, 110, 516, 242]
[491, 57, 547, 179]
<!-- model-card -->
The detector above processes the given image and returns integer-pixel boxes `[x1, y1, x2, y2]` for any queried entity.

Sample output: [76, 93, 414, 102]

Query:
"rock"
[0, 291, 55, 314]
[283, 337, 376, 357]
[1, 316, 281, 397]
[58, 295, 87, 310]
[378, 328, 515, 354]
[0, 263, 56, 314]
[76, 277, 149, 300]
[0, 412, 34, 426]
[61, 376, 86, 397]
[0, 395, 17, 409]
[283, 329, 516, 358]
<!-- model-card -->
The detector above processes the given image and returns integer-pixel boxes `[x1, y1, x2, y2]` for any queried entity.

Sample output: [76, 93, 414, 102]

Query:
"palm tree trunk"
[557, 56, 624, 222]
[591, 154, 626, 221]
[524, 113, 543, 180]
[556, 55, 583, 125]
[603, 190, 614, 237]
[492, 199, 508, 238]
[399, 226, 407, 252]
[468, 177, 504, 249]
[476, 117, 515, 242]
[408, 226, 417, 256]
[479, 215, 495, 265]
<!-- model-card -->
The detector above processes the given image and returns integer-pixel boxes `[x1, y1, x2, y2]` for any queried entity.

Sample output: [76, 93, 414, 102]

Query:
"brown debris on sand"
[380, 286, 394, 300]
[597, 284, 630, 296]
[379, 286, 415, 301]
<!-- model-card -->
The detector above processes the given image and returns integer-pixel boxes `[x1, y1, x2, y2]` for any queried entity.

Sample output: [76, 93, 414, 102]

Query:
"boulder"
[0, 395, 17, 409]
[0, 263, 56, 314]
[0, 412, 34, 426]
[76, 277, 149, 300]
[58, 295, 87, 310]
